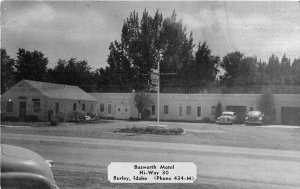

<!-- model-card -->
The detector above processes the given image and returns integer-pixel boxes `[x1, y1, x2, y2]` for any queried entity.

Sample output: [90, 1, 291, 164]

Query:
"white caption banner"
[108, 162, 197, 183]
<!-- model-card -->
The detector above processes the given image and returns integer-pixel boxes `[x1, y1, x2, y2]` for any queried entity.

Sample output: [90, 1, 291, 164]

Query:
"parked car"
[1, 144, 59, 189]
[244, 111, 264, 125]
[216, 111, 237, 125]
[84, 115, 92, 121]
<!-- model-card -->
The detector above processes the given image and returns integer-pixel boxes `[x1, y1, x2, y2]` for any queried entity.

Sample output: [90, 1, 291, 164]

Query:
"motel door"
[115, 106, 130, 119]
[281, 107, 300, 125]
[226, 106, 247, 123]
[19, 101, 27, 119]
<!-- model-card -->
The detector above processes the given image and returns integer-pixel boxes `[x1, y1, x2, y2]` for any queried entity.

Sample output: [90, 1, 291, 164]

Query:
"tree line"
[1, 10, 300, 94]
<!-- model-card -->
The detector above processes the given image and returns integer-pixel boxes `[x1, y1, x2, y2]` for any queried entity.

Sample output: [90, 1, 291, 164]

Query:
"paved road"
[2, 133, 300, 189]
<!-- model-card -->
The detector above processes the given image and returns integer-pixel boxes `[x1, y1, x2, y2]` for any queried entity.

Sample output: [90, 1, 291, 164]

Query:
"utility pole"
[157, 53, 161, 126]
[150, 51, 175, 127]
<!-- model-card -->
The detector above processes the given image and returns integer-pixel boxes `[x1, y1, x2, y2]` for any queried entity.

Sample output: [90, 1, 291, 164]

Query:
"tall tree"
[257, 60, 268, 86]
[234, 56, 259, 87]
[292, 58, 300, 85]
[280, 54, 292, 85]
[190, 42, 219, 85]
[14, 49, 48, 82]
[220, 52, 261, 92]
[105, 41, 136, 92]
[134, 92, 151, 119]
[266, 54, 281, 85]
[258, 91, 276, 123]
[120, 10, 161, 75]
[160, 11, 195, 74]
[220, 51, 244, 86]
[101, 9, 195, 92]
[1, 49, 16, 93]
[48, 58, 94, 92]
[93, 67, 111, 92]
[15, 48, 48, 82]
[159, 11, 195, 91]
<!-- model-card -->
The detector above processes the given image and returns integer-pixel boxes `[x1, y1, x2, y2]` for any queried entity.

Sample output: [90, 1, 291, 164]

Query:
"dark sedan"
[244, 111, 264, 125]
[1, 144, 59, 189]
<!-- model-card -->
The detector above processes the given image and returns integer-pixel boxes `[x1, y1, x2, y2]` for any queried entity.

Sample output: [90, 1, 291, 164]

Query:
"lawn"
[2, 120, 300, 189]
[1, 120, 300, 151]
[52, 166, 221, 189]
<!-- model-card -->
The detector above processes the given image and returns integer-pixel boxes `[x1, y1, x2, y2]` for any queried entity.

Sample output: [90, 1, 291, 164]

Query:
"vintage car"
[244, 111, 264, 125]
[1, 144, 59, 189]
[216, 111, 237, 124]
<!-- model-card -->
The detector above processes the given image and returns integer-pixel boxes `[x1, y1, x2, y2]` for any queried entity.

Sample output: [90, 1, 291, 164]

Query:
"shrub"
[215, 102, 222, 120]
[67, 111, 85, 122]
[24, 115, 39, 122]
[258, 91, 276, 124]
[173, 128, 184, 134]
[203, 117, 211, 123]
[134, 92, 151, 119]
[50, 114, 59, 126]
[56, 112, 65, 122]
[129, 117, 140, 121]
[1, 116, 19, 122]
[87, 112, 97, 119]
[141, 108, 151, 119]
[101, 117, 114, 120]
[118, 127, 184, 135]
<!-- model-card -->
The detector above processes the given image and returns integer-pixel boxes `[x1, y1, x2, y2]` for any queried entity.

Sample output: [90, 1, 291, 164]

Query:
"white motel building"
[90, 93, 300, 125]
[1, 80, 300, 125]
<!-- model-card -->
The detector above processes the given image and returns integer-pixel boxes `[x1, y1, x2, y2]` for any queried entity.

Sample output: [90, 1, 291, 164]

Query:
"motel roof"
[21, 80, 97, 101]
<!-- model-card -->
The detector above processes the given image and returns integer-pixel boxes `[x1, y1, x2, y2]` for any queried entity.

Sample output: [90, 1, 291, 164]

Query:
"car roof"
[222, 111, 235, 114]
[247, 111, 262, 116]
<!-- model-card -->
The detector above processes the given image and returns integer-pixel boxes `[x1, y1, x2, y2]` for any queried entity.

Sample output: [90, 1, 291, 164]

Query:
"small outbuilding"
[1, 80, 97, 121]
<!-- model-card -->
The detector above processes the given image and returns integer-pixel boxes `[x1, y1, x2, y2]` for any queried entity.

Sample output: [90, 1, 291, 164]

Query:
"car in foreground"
[244, 111, 264, 125]
[216, 111, 237, 125]
[1, 144, 59, 189]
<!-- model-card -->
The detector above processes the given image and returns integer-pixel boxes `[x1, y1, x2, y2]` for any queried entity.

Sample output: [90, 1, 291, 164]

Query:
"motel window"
[32, 99, 41, 113]
[7, 101, 13, 112]
[55, 102, 59, 114]
[108, 103, 112, 115]
[178, 106, 183, 117]
[197, 106, 201, 117]
[249, 107, 254, 111]
[164, 105, 168, 114]
[186, 106, 192, 115]
[152, 105, 155, 115]
[73, 103, 77, 111]
[100, 104, 104, 112]
[211, 106, 216, 115]
[82, 104, 85, 111]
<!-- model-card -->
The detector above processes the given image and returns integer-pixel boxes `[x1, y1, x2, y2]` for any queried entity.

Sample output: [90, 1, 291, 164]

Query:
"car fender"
[1, 172, 56, 189]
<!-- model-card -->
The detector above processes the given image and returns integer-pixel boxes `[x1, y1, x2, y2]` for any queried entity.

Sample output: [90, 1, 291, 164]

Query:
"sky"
[1, 1, 300, 70]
